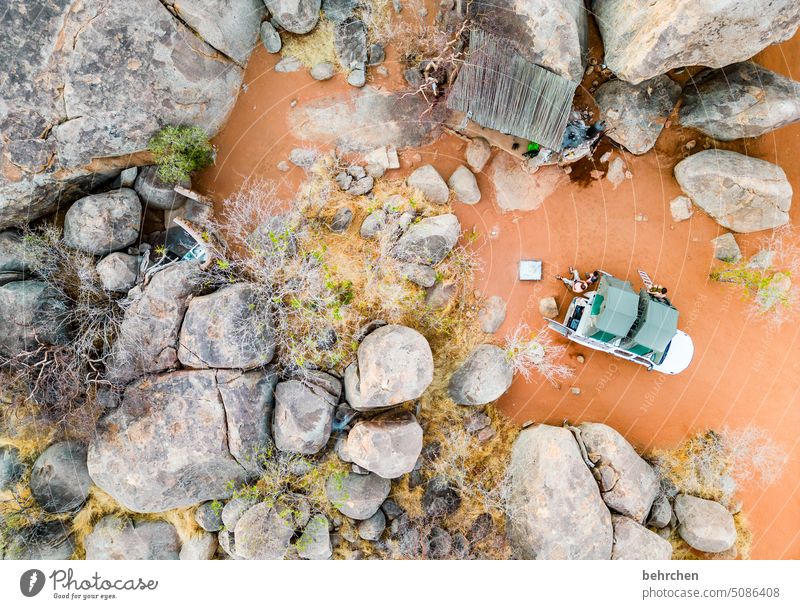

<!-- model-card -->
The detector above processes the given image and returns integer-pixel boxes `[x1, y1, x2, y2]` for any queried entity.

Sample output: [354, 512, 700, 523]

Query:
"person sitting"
[648, 284, 669, 300]
[556, 266, 589, 293]
[585, 270, 601, 286]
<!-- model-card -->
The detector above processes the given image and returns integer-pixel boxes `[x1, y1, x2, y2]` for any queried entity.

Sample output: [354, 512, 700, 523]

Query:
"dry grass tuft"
[281, 19, 339, 69]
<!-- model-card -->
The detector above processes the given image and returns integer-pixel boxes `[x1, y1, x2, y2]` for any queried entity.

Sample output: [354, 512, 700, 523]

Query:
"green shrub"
[148, 126, 214, 182]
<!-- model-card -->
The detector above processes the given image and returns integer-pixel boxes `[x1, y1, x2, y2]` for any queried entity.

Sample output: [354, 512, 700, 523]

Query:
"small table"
[519, 259, 542, 281]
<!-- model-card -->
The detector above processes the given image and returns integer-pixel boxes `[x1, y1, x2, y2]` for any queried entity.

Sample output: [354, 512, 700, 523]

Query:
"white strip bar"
[1, 560, 798, 608]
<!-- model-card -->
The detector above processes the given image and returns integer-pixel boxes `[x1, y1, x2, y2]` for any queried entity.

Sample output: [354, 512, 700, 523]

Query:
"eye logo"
[20, 569, 46, 598]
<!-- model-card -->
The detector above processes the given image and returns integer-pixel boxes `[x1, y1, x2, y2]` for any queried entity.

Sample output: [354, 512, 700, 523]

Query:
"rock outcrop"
[593, 0, 800, 84]
[179, 532, 218, 560]
[88, 370, 263, 512]
[265, 0, 321, 34]
[326, 471, 391, 520]
[84, 516, 180, 560]
[106, 261, 199, 384]
[0, 0, 247, 229]
[674, 150, 792, 233]
[680, 63, 800, 141]
[30, 442, 92, 513]
[96, 252, 140, 293]
[578, 423, 660, 523]
[272, 379, 335, 455]
[133, 166, 190, 211]
[448, 165, 482, 204]
[506, 425, 613, 559]
[298, 514, 332, 560]
[0, 280, 70, 358]
[595, 76, 681, 154]
[233, 502, 296, 560]
[392, 214, 461, 266]
[162, 0, 266, 66]
[407, 165, 450, 204]
[345, 325, 434, 411]
[448, 344, 514, 406]
[345, 410, 423, 479]
[611, 515, 673, 560]
[63, 189, 141, 255]
[673, 494, 737, 553]
[178, 283, 275, 370]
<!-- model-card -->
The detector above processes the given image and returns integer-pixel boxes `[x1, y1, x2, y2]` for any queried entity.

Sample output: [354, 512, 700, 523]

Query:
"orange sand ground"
[197, 27, 800, 559]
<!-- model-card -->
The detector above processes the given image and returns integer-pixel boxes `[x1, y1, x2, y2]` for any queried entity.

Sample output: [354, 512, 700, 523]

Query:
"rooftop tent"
[590, 275, 639, 341]
[627, 290, 679, 355]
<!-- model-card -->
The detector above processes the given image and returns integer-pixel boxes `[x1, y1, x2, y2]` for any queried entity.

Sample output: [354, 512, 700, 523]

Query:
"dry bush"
[651, 426, 788, 505]
[503, 323, 574, 385]
[0, 226, 124, 433]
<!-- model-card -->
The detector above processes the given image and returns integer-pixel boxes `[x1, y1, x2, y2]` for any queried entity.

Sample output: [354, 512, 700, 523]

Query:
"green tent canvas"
[627, 290, 679, 355]
[590, 276, 639, 341]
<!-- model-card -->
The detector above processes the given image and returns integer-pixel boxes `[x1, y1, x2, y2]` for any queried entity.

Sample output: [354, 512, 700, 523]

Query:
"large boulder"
[448, 344, 514, 406]
[272, 380, 335, 455]
[506, 424, 613, 559]
[133, 165, 190, 211]
[179, 531, 218, 560]
[593, 0, 800, 84]
[467, 0, 588, 82]
[334, 17, 368, 70]
[673, 494, 737, 553]
[344, 325, 434, 411]
[162, 0, 266, 66]
[325, 471, 391, 520]
[87, 370, 251, 512]
[0, 231, 34, 275]
[680, 63, 800, 141]
[178, 283, 275, 369]
[63, 189, 141, 255]
[345, 410, 423, 479]
[578, 423, 660, 523]
[30, 442, 92, 513]
[674, 150, 792, 233]
[611, 515, 673, 560]
[95, 252, 140, 292]
[392, 214, 461, 266]
[217, 368, 277, 476]
[595, 76, 681, 154]
[0, 280, 71, 358]
[298, 514, 332, 560]
[233, 502, 295, 559]
[407, 165, 450, 204]
[84, 516, 180, 560]
[0, 0, 245, 229]
[265, 0, 321, 34]
[106, 261, 199, 384]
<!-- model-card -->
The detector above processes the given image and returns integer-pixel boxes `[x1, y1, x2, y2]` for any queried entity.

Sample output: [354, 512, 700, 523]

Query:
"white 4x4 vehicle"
[546, 273, 694, 375]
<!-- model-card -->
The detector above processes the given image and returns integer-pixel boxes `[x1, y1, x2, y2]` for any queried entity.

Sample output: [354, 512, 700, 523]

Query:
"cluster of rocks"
[261, 0, 386, 88]
[506, 423, 740, 559]
[585, 5, 799, 246]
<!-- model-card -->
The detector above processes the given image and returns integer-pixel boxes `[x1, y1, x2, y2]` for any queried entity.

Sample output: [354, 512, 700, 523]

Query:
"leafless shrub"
[503, 323, 573, 384]
[652, 426, 788, 505]
[1, 226, 124, 430]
